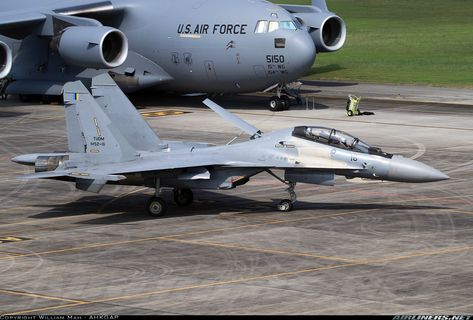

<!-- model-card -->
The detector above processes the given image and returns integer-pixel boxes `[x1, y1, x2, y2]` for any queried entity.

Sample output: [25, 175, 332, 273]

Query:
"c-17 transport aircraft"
[0, 0, 346, 111]
[12, 74, 449, 216]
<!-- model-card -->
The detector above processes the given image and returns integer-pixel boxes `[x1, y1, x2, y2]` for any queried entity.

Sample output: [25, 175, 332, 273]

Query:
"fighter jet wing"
[101, 153, 258, 175]
[17, 171, 126, 182]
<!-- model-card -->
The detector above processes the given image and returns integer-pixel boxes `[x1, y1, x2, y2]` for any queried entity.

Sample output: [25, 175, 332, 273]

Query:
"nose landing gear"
[266, 82, 304, 112]
[266, 170, 297, 212]
[277, 182, 297, 212]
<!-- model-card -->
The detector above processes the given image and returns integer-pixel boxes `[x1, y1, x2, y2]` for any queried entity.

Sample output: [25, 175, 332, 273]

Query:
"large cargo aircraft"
[0, 0, 346, 110]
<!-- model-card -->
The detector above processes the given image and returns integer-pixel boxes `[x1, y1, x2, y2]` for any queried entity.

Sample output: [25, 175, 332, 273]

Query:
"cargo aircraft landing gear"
[266, 170, 297, 212]
[266, 82, 304, 112]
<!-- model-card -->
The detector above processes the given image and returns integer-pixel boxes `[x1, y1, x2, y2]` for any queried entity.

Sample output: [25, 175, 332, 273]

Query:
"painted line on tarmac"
[0, 288, 87, 304]
[0, 209, 376, 262]
[96, 187, 148, 215]
[140, 110, 191, 118]
[159, 237, 359, 263]
[7, 244, 473, 315]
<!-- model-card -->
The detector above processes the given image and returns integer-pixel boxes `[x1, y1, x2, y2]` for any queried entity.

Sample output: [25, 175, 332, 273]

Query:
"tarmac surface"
[0, 87, 472, 315]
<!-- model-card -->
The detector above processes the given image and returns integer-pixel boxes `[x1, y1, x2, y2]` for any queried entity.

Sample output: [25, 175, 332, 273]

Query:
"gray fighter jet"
[0, 0, 346, 111]
[12, 74, 449, 216]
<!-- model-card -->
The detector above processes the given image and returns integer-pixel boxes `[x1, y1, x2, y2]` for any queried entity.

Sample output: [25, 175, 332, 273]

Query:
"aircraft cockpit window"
[268, 21, 279, 33]
[255, 20, 269, 34]
[279, 21, 297, 30]
[292, 126, 393, 158]
[255, 20, 297, 34]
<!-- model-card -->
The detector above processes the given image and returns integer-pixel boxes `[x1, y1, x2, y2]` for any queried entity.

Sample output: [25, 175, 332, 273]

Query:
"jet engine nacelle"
[58, 26, 128, 69]
[0, 41, 13, 79]
[295, 13, 346, 53]
[35, 155, 69, 173]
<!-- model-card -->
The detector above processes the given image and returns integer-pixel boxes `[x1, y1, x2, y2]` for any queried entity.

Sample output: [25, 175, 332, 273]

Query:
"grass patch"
[273, 0, 473, 87]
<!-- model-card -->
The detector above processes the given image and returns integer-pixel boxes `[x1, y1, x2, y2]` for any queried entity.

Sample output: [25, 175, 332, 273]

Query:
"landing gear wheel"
[347, 110, 354, 117]
[277, 199, 294, 212]
[269, 96, 284, 112]
[147, 197, 167, 218]
[174, 188, 194, 207]
[296, 97, 303, 105]
[281, 95, 291, 110]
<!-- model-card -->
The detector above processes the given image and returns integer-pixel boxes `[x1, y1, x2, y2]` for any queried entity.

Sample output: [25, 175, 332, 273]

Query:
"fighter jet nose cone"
[11, 155, 26, 164]
[11, 154, 38, 165]
[388, 156, 449, 183]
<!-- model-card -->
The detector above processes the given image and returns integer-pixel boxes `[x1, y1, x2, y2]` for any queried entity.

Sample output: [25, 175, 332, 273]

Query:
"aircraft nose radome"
[11, 154, 38, 165]
[291, 32, 317, 75]
[388, 156, 450, 183]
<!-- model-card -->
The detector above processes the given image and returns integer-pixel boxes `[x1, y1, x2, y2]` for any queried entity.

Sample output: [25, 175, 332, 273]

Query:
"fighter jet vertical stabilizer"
[91, 73, 163, 151]
[63, 79, 137, 162]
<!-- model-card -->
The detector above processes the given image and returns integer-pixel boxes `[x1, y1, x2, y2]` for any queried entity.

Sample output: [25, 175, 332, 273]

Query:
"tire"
[269, 96, 283, 112]
[347, 110, 354, 117]
[277, 199, 294, 212]
[147, 197, 167, 218]
[281, 95, 291, 110]
[174, 189, 194, 207]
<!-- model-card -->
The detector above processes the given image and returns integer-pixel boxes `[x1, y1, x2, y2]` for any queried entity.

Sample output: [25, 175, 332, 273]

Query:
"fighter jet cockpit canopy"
[292, 126, 393, 158]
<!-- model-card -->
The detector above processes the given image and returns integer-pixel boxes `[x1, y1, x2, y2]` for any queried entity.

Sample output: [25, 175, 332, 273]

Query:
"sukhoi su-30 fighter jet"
[12, 74, 449, 216]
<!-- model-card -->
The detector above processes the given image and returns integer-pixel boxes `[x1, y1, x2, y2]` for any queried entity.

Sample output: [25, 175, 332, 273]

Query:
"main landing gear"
[266, 170, 297, 212]
[147, 181, 194, 218]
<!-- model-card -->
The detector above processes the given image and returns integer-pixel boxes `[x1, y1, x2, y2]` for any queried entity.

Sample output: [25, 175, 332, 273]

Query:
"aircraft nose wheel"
[265, 169, 298, 212]
[147, 197, 167, 218]
[277, 182, 297, 212]
[269, 96, 287, 112]
[174, 188, 194, 207]
[278, 199, 294, 212]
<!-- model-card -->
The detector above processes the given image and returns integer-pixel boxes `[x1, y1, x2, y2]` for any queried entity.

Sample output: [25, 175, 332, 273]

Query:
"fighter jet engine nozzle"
[386, 156, 450, 183]
[58, 26, 129, 69]
[295, 13, 346, 53]
[35, 156, 69, 173]
[0, 41, 13, 79]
